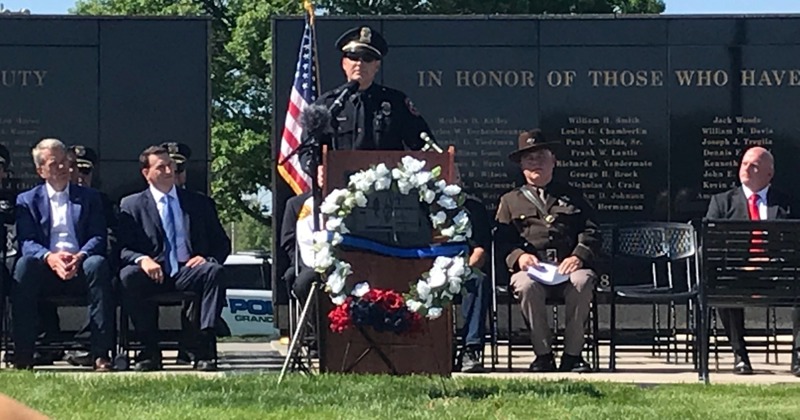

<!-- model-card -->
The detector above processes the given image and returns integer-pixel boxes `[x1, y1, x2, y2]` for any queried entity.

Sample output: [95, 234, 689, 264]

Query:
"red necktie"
[748, 194, 763, 253]
[747, 194, 760, 220]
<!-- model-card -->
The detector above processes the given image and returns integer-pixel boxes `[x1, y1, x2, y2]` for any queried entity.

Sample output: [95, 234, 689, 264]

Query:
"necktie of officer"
[161, 195, 179, 276]
[353, 91, 369, 149]
[537, 187, 547, 202]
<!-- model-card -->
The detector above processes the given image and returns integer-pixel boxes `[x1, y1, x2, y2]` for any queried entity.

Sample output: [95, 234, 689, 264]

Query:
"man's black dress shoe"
[559, 354, 592, 373]
[133, 352, 163, 372]
[733, 353, 753, 375]
[194, 359, 217, 372]
[528, 353, 556, 372]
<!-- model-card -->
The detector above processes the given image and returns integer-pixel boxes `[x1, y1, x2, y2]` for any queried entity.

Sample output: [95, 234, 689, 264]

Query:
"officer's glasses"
[344, 52, 378, 63]
[78, 167, 92, 176]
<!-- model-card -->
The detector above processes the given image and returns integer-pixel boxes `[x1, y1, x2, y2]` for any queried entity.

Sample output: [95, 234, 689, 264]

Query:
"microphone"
[300, 103, 331, 137]
[420, 132, 443, 153]
[329, 80, 360, 118]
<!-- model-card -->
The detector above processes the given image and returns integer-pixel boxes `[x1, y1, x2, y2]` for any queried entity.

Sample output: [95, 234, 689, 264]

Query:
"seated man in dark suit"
[118, 145, 230, 372]
[280, 190, 312, 301]
[706, 146, 799, 376]
[13, 138, 113, 371]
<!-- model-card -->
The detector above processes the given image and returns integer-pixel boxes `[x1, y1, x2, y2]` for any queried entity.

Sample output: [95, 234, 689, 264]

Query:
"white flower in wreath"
[401, 156, 426, 173]
[448, 280, 461, 294]
[434, 179, 447, 192]
[326, 261, 352, 295]
[374, 175, 392, 191]
[397, 178, 414, 195]
[332, 294, 346, 305]
[430, 210, 446, 228]
[433, 256, 451, 269]
[352, 282, 371, 297]
[453, 210, 469, 229]
[320, 189, 347, 214]
[427, 307, 443, 320]
[440, 225, 456, 238]
[443, 184, 462, 196]
[416, 280, 432, 301]
[437, 194, 457, 210]
[421, 188, 436, 204]
[325, 217, 343, 232]
[427, 267, 448, 289]
[314, 248, 335, 272]
[412, 171, 432, 187]
[406, 299, 423, 312]
[354, 191, 368, 207]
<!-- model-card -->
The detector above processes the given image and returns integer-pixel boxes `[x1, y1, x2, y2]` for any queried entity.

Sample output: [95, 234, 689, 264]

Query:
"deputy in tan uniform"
[495, 129, 600, 373]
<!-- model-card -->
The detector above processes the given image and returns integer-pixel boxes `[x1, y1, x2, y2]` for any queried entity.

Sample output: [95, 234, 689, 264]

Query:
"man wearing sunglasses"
[300, 26, 434, 173]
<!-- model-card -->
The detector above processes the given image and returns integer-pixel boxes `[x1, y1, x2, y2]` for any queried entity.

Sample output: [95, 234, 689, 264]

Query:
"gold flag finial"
[304, 0, 315, 25]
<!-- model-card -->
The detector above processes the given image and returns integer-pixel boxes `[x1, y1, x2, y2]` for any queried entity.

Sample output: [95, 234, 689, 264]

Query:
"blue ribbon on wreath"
[328, 231, 468, 259]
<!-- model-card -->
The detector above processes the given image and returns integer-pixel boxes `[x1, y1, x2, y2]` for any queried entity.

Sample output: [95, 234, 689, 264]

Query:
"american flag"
[277, 10, 318, 195]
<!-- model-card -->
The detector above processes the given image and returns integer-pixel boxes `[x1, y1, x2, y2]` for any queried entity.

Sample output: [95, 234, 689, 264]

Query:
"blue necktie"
[161, 195, 179, 276]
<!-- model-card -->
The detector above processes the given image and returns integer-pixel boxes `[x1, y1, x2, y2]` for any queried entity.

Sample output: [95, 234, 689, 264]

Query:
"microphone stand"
[279, 127, 325, 383]
[280, 91, 349, 382]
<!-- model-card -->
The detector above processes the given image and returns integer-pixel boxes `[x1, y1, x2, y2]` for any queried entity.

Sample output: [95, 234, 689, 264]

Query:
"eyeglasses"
[176, 164, 186, 174]
[344, 52, 378, 63]
[78, 167, 93, 176]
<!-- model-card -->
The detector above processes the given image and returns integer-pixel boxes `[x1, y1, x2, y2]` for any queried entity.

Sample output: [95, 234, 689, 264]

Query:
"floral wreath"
[312, 156, 474, 334]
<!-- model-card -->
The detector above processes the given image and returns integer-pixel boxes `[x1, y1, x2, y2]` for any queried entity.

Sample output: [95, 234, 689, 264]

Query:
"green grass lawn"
[1, 372, 799, 419]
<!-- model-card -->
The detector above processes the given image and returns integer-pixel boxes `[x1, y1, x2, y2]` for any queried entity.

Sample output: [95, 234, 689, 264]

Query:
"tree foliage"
[72, 0, 303, 227]
[318, 0, 665, 15]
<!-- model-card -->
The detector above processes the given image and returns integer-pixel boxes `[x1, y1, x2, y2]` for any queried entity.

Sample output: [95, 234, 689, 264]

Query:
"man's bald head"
[739, 146, 774, 191]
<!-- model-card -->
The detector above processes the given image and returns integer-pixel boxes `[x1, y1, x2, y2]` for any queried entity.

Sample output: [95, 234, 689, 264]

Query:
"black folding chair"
[609, 222, 700, 371]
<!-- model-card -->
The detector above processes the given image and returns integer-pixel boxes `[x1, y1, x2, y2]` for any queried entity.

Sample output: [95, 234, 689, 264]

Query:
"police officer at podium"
[300, 26, 435, 173]
[495, 129, 600, 373]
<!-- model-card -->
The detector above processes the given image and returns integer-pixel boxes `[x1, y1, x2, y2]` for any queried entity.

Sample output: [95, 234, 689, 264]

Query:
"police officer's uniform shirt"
[302, 82, 431, 173]
[47, 183, 79, 253]
[495, 183, 600, 270]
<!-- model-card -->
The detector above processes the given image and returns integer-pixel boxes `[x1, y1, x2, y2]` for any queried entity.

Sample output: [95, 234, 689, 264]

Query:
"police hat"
[161, 142, 192, 164]
[0, 144, 9, 167]
[69, 145, 97, 169]
[508, 129, 561, 163]
[335, 26, 388, 59]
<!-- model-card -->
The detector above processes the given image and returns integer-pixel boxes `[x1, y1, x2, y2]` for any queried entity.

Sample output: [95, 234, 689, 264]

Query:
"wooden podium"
[318, 148, 456, 376]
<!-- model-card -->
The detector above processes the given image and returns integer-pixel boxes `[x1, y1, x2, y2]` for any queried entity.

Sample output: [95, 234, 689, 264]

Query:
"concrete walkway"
[5, 340, 800, 384]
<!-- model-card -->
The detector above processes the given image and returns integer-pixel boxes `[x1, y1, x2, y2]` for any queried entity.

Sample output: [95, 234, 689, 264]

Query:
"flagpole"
[304, 0, 321, 94]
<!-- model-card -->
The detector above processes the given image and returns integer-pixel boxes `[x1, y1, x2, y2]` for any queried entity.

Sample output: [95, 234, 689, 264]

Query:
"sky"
[5, 0, 800, 15]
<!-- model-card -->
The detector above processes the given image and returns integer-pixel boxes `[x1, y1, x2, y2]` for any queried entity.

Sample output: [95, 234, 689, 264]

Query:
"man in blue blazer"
[13, 138, 113, 371]
[118, 145, 230, 372]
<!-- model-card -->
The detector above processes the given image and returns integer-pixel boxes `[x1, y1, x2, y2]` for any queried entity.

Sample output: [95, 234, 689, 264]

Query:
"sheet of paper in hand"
[527, 263, 570, 286]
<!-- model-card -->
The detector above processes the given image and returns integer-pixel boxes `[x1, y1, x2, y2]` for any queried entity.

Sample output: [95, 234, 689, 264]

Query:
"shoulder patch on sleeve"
[405, 97, 420, 116]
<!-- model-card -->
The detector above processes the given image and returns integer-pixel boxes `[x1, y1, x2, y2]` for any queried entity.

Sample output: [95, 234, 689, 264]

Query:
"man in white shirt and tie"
[118, 145, 230, 372]
[706, 146, 798, 376]
[12, 138, 113, 370]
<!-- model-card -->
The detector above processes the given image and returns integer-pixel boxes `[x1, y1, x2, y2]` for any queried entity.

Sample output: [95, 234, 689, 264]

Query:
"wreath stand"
[318, 148, 457, 376]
